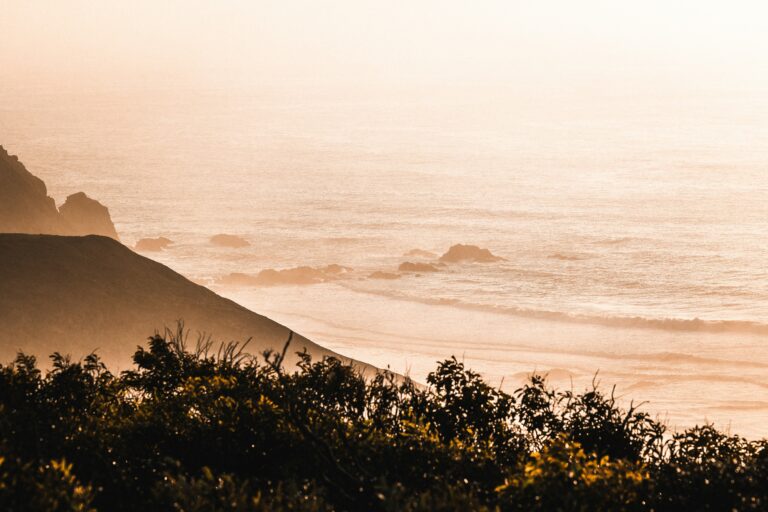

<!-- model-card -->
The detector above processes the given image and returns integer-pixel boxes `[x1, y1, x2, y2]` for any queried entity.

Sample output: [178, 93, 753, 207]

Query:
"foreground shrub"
[0, 330, 766, 510]
[0, 455, 94, 511]
[496, 434, 648, 511]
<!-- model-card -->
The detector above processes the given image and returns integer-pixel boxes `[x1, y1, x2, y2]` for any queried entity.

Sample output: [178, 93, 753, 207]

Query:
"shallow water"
[2, 84, 767, 436]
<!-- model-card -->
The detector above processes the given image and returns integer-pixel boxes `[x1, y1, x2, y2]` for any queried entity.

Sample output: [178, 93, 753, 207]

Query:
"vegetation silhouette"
[1, 328, 767, 511]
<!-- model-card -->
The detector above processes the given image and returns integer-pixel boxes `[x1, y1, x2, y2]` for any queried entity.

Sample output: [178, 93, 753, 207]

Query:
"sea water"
[2, 84, 767, 435]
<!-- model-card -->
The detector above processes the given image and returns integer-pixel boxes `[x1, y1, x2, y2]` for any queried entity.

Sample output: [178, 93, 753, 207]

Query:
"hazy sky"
[2, 0, 768, 91]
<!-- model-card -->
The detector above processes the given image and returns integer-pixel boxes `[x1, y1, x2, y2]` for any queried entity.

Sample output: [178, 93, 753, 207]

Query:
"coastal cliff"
[0, 145, 118, 239]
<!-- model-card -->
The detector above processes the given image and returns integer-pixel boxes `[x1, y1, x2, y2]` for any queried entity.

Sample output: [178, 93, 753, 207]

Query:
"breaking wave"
[338, 283, 768, 336]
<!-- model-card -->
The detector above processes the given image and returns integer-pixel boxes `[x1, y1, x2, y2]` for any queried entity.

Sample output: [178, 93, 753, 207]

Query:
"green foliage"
[0, 456, 94, 511]
[0, 331, 766, 510]
[651, 426, 768, 510]
[496, 434, 648, 511]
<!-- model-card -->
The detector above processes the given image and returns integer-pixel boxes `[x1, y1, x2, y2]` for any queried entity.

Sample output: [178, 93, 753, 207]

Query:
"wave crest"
[339, 283, 768, 335]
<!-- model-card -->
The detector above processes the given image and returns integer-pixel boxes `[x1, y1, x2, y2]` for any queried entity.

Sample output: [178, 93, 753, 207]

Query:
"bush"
[0, 330, 765, 510]
[0, 456, 94, 511]
[496, 434, 648, 511]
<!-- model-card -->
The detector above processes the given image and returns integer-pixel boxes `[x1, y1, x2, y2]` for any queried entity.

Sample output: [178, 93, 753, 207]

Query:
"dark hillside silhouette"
[0, 234, 345, 368]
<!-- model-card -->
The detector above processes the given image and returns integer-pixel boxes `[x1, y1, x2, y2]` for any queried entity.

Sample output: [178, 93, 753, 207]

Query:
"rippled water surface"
[2, 85, 767, 435]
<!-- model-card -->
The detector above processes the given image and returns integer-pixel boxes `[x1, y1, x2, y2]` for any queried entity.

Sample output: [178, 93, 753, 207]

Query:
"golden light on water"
[2, 0, 768, 435]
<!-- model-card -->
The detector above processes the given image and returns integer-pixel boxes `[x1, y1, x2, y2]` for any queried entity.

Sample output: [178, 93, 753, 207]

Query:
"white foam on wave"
[339, 281, 768, 335]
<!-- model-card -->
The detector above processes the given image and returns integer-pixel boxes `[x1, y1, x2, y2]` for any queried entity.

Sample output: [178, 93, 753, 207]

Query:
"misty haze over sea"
[2, 84, 767, 435]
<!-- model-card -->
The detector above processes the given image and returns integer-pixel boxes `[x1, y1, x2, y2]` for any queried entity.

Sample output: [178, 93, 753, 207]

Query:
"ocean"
[2, 84, 767, 436]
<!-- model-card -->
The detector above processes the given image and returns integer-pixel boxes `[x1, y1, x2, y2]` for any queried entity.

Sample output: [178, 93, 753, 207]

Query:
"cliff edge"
[0, 145, 118, 239]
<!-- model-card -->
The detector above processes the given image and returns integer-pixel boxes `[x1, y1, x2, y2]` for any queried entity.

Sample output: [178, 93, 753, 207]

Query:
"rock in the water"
[210, 234, 250, 248]
[0, 145, 119, 239]
[255, 266, 327, 285]
[439, 244, 504, 263]
[217, 272, 262, 286]
[369, 271, 401, 280]
[398, 262, 440, 272]
[135, 237, 174, 252]
[322, 264, 352, 274]
[218, 264, 350, 287]
[59, 192, 119, 239]
[219, 267, 325, 286]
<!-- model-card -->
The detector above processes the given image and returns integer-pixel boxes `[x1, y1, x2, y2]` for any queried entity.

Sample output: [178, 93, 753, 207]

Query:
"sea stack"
[59, 192, 119, 239]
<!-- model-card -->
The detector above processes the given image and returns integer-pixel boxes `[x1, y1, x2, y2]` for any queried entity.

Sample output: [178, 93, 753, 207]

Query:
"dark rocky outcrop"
[439, 244, 504, 263]
[59, 192, 119, 239]
[135, 237, 174, 252]
[218, 264, 350, 287]
[256, 267, 327, 285]
[322, 264, 352, 275]
[0, 145, 63, 234]
[369, 271, 401, 280]
[0, 145, 118, 239]
[210, 234, 250, 248]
